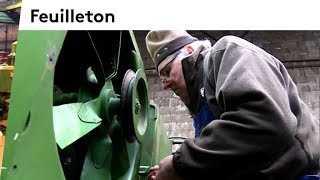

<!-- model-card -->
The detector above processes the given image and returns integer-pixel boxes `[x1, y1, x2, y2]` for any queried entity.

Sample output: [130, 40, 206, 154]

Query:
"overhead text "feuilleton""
[31, 9, 115, 23]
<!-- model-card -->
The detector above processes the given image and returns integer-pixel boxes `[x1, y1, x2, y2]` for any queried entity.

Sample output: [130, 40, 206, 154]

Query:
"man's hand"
[151, 155, 183, 180]
[148, 165, 159, 180]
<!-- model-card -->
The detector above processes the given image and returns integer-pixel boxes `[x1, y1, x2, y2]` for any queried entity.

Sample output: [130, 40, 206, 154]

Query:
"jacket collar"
[181, 45, 208, 115]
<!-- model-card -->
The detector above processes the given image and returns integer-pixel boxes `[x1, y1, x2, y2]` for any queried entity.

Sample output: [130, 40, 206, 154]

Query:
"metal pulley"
[120, 69, 149, 143]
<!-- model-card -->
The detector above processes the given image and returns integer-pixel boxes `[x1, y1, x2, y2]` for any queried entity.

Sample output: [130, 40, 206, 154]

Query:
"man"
[147, 30, 215, 138]
[145, 30, 319, 179]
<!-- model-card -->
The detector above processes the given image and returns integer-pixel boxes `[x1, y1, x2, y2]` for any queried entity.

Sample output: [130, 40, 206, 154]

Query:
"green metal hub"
[132, 69, 149, 144]
[120, 69, 149, 144]
[100, 88, 120, 125]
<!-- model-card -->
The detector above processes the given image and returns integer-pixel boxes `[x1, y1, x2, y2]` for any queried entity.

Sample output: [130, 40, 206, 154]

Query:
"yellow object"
[0, 1, 22, 11]
[0, 65, 14, 92]
[0, 66, 14, 71]
[0, 134, 5, 175]
[11, 41, 17, 54]
[8, 41, 17, 65]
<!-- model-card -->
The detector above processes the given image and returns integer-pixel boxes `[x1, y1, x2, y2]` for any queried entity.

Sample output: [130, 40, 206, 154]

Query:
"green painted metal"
[1, 30, 172, 180]
[1, 30, 67, 180]
[53, 102, 101, 149]
[131, 69, 149, 144]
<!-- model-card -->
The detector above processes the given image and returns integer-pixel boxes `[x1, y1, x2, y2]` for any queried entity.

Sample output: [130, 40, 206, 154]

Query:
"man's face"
[159, 52, 190, 105]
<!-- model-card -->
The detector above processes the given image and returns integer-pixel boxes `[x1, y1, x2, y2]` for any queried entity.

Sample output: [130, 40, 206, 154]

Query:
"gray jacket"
[173, 35, 319, 179]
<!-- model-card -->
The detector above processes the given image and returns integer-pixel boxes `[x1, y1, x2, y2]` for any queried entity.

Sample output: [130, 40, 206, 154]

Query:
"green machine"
[1, 30, 173, 180]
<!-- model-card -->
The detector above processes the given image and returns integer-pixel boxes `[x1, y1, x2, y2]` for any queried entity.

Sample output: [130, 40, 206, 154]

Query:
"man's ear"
[185, 45, 194, 54]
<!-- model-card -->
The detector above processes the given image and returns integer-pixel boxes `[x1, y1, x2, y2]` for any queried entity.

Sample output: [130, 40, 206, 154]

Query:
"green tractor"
[0, 30, 173, 180]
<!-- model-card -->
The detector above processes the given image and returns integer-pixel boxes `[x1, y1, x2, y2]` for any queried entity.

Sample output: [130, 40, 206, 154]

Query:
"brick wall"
[146, 72, 195, 138]
[0, 24, 18, 52]
[134, 31, 320, 139]
[287, 67, 320, 120]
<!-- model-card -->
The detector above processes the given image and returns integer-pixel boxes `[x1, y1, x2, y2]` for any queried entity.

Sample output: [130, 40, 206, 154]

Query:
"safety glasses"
[158, 50, 182, 81]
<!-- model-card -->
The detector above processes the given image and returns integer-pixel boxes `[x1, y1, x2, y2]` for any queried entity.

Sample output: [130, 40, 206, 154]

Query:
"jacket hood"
[181, 46, 208, 115]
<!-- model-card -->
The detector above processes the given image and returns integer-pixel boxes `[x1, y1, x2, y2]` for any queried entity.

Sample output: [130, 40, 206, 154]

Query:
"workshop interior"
[0, 0, 319, 180]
